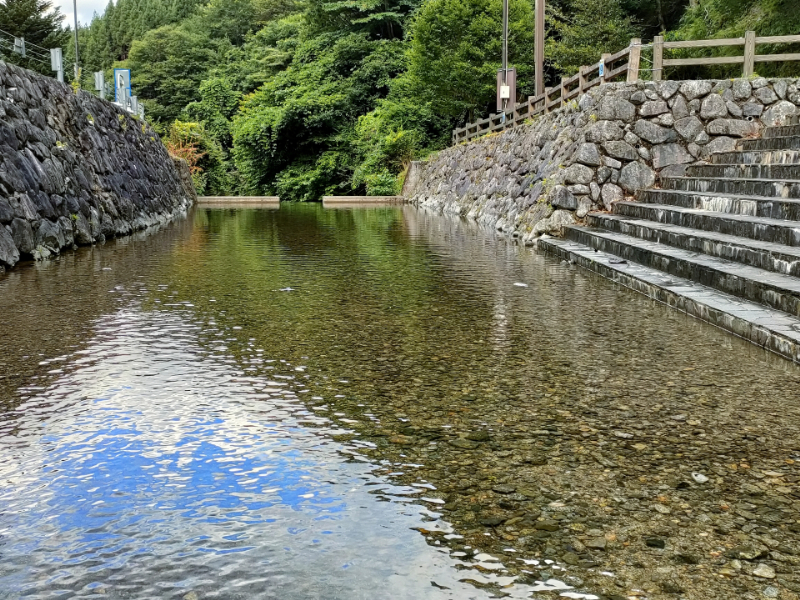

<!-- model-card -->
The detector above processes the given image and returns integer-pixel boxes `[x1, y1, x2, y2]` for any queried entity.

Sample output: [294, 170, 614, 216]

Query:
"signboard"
[496, 68, 517, 112]
[51, 48, 63, 83]
[114, 68, 131, 104]
[598, 59, 605, 78]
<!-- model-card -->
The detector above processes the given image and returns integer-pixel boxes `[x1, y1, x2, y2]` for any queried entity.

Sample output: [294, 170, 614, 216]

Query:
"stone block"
[702, 136, 737, 157]
[594, 96, 637, 122]
[640, 100, 669, 117]
[619, 161, 655, 192]
[563, 163, 594, 185]
[706, 118, 760, 137]
[551, 185, 578, 210]
[586, 120, 624, 143]
[575, 142, 602, 166]
[602, 156, 622, 169]
[755, 86, 778, 105]
[762, 100, 797, 127]
[732, 79, 752, 100]
[671, 95, 690, 119]
[603, 141, 638, 161]
[726, 101, 743, 118]
[0, 224, 19, 267]
[680, 80, 713, 101]
[659, 80, 680, 100]
[743, 102, 764, 117]
[674, 116, 705, 141]
[634, 119, 676, 144]
[601, 183, 624, 210]
[651, 143, 693, 169]
[700, 93, 728, 119]
[10, 218, 34, 255]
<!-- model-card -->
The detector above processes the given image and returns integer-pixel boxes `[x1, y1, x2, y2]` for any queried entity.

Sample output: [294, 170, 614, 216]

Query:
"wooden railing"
[653, 32, 800, 80]
[452, 40, 642, 144]
[452, 31, 800, 145]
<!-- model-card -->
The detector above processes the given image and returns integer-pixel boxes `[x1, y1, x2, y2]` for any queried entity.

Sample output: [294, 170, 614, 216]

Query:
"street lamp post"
[72, 0, 80, 80]
[535, 0, 544, 96]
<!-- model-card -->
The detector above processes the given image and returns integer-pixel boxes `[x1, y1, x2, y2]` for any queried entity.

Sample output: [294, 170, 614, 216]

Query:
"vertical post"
[601, 53, 611, 83]
[627, 38, 641, 83]
[535, 0, 545, 97]
[653, 35, 664, 81]
[544, 88, 551, 113]
[73, 0, 80, 80]
[51, 48, 64, 83]
[743, 30, 756, 78]
[560, 76, 567, 107]
[501, 0, 509, 114]
[578, 66, 587, 94]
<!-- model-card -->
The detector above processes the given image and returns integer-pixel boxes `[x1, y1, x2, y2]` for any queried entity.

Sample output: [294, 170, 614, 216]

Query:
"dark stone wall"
[0, 61, 194, 271]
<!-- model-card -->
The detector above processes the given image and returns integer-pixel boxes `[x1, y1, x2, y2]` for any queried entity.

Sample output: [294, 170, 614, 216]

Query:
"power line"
[0, 26, 55, 54]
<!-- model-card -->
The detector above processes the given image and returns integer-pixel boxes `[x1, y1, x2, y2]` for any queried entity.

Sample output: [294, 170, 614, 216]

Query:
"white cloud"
[54, 0, 111, 27]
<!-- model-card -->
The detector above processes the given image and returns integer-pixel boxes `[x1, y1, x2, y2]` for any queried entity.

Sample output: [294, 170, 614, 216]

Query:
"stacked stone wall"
[408, 78, 800, 245]
[0, 61, 195, 271]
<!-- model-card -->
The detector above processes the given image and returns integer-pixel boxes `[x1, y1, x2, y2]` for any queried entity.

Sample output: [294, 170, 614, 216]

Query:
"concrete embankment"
[0, 60, 196, 272]
[405, 79, 800, 243]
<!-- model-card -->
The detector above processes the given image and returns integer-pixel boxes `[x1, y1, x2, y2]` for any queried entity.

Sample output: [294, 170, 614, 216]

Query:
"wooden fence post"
[602, 53, 611, 83]
[578, 67, 587, 93]
[653, 35, 664, 81]
[743, 30, 756, 78]
[544, 88, 551, 113]
[561, 76, 567, 106]
[627, 38, 641, 82]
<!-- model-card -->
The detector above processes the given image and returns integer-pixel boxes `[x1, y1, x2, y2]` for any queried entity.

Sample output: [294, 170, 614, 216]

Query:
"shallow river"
[1, 204, 800, 600]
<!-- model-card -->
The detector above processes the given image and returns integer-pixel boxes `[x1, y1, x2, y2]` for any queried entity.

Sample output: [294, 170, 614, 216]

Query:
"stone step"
[562, 225, 800, 316]
[662, 176, 800, 199]
[764, 125, 800, 139]
[637, 189, 800, 220]
[739, 136, 800, 152]
[710, 149, 800, 165]
[587, 213, 800, 276]
[686, 163, 800, 180]
[537, 236, 800, 363]
[615, 201, 800, 247]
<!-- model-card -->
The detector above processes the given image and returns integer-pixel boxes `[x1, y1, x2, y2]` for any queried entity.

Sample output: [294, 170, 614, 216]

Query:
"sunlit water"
[1, 204, 799, 600]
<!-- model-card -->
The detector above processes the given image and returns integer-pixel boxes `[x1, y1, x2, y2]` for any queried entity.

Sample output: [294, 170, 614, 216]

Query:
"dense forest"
[1, 0, 799, 199]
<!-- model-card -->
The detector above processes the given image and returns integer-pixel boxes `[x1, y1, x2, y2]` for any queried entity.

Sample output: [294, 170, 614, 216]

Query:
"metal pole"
[535, 0, 545, 97]
[73, 0, 80, 80]
[502, 0, 509, 110]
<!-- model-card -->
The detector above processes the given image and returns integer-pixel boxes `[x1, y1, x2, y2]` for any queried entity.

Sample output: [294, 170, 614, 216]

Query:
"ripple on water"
[0, 307, 535, 599]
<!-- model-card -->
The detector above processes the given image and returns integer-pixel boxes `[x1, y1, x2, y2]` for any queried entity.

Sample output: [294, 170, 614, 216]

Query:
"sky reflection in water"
[0, 306, 518, 599]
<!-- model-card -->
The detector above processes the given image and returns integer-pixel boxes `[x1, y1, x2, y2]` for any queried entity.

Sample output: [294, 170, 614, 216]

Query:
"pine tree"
[0, 0, 68, 74]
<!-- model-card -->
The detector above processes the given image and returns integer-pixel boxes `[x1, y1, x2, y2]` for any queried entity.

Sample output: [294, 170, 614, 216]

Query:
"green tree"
[124, 24, 218, 124]
[546, 0, 639, 75]
[0, 0, 68, 75]
[403, 0, 536, 122]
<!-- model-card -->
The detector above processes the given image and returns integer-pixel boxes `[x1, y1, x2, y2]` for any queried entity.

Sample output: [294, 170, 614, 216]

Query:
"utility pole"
[72, 0, 80, 80]
[501, 0, 509, 110]
[535, 0, 544, 96]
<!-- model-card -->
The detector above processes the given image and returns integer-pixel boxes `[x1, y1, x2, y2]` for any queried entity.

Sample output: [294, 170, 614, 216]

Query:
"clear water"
[1, 204, 799, 600]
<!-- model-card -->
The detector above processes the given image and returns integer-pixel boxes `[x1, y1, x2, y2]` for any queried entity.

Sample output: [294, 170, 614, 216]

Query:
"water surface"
[1, 204, 799, 600]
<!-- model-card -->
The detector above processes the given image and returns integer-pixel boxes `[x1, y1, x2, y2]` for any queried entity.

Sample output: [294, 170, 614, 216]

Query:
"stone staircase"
[540, 115, 800, 362]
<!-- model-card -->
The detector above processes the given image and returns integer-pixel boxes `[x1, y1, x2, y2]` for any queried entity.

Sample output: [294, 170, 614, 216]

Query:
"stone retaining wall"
[0, 61, 195, 271]
[407, 78, 800, 245]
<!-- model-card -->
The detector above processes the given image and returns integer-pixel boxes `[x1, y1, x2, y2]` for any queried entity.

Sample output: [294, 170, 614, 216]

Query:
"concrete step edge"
[588, 213, 800, 262]
[639, 189, 800, 205]
[538, 236, 800, 363]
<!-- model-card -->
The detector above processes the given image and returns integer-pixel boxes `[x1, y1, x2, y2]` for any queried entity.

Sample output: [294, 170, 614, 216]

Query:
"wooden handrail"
[450, 30, 800, 144]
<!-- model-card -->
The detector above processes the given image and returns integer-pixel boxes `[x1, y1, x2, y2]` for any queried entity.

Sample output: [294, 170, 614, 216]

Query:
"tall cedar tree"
[0, 0, 67, 75]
